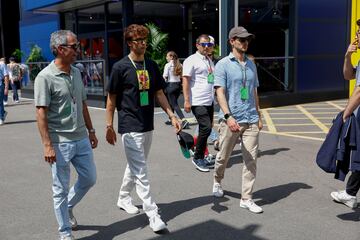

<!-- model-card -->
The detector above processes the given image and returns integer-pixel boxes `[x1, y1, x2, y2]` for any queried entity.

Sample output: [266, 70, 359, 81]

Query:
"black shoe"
[181, 120, 190, 129]
[165, 120, 172, 125]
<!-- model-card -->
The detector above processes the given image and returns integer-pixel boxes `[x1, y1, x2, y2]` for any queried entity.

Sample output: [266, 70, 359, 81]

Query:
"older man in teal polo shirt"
[35, 30, 98, 240]
[212, 26, 263, 214]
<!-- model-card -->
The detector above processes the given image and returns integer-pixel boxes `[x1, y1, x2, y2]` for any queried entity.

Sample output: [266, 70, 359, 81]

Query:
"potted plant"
[145, 23, 169, 72]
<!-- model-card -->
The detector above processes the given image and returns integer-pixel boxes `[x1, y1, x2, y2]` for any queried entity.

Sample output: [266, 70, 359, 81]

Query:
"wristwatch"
[88, 128, 96, 134]
[224, 113, 232, 120]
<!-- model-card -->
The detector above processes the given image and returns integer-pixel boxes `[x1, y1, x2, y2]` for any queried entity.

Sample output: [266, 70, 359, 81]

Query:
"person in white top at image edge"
[163, 50, 190, 129]
[330, 18, 360, 210]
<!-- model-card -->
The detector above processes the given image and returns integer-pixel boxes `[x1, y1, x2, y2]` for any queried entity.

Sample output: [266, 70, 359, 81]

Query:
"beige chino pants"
[214, 121, 259, 199]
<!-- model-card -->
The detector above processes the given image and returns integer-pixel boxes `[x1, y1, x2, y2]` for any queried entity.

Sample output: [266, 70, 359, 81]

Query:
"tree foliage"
[145, 23, 169, 72]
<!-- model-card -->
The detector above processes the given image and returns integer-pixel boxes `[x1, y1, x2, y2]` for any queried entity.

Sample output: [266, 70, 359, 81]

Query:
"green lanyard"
[64, 73, 75, 103]
[128, 55, 146, 71]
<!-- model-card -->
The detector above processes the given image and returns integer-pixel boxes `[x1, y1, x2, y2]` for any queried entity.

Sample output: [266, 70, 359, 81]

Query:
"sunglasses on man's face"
[132, 38, 147, 44]
[235, 37, 251, 43]
[199, 42, 214, 48]
[60, 42, 80, 51]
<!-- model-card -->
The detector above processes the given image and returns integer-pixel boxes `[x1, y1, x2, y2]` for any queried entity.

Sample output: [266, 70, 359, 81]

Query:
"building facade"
[19, 0, 353, 107]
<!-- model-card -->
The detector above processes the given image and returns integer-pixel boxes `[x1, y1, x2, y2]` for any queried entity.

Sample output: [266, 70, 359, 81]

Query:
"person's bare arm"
[344, 86, 360, 121]
[105, 93, 117, 145]
[36, 106, 56, 164]
[182, 76, 191, 113]
[343, 43, 357, 80]
[83, 101, 98, 148]
[3, 75, 9, 96]
[216, 86, 240, 132]
[254, 88, 263, 130]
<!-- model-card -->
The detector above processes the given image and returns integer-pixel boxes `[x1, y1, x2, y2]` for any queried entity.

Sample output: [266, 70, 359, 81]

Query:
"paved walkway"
[0, 98, 359, 240]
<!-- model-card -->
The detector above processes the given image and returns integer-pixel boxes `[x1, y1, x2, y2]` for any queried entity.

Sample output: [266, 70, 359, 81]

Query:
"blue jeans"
[51, 137, 97, 237]
[0, 83, 4, 119]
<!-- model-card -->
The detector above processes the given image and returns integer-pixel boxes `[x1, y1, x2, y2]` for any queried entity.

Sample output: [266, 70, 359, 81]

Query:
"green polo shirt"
[34, 61, 87, 143]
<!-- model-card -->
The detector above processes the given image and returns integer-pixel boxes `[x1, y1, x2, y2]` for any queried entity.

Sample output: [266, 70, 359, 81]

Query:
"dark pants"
[166, 82, 185, 119]
[0, 83, 4, 119]
[346, 171, 360, 196]
[10, 81, 19, 101]
[191, 105, 214, 160]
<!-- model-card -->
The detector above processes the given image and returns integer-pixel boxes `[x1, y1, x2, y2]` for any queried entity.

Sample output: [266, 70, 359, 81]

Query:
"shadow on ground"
[76, 195, 233, 240]
[336, 206, 360, 222]
[227, 147, 290, 168]
[3, 119, 36, 125]
[224, 182, 312, 207]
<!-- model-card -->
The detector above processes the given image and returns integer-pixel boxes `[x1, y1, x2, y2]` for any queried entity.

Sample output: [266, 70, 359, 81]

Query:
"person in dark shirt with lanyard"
[105, 24, 181, 232]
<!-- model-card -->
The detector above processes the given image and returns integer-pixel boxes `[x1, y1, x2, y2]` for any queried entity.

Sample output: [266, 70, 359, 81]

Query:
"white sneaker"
[3, 101, 7, 106]
[68, 208, 78, 229]
[331, 190, 357, 209]
[60, 235, 75, 240]
[117, 198, 140, 214]
[0, 111, 7, 125]
[240, 199, 263, 213]
[212, 182, 224, 197]
[149, 214, 166, 232]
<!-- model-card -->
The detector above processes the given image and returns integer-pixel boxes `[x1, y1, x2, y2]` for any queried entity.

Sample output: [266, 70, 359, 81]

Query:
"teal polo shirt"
[34, 61, 87, 143]
[214, 53, 259, 124]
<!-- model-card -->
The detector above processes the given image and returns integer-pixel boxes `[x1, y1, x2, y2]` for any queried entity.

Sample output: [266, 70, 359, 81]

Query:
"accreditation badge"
[207, 73, 214, 84]
[240, 87, 249, 100]
[140, 91, 149, 106]
[137, 70, 150, 90]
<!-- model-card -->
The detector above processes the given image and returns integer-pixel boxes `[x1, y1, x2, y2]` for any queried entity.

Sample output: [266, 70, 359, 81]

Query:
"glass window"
[108, 1, 122, 31]
[78, 5, 105, 34]
[236, 0, 292, 92]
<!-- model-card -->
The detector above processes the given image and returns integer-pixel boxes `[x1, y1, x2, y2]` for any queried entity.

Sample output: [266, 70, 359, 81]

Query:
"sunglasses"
[199, 42, 214, 48]
[235, 37, 251, 43]
[60, 42, 80, 51]
[132, 38, 147, 44]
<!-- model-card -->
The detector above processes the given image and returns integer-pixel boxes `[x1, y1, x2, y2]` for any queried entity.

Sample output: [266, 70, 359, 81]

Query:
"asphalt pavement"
[0, 98, 359, 240]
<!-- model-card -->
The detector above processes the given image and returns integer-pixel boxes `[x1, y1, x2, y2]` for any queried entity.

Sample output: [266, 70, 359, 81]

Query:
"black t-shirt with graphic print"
[107, 56, 166, 134]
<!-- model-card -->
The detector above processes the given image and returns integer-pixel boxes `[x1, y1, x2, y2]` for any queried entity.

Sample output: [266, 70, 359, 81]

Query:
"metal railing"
[24, 59, 106, 96]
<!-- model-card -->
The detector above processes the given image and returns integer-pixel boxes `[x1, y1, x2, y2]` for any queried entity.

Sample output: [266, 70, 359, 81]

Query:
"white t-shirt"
[163, 60, 181, 83]
[182, 51, 214, 106]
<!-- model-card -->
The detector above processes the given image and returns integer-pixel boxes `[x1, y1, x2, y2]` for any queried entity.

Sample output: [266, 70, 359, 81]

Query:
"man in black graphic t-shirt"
[105, 24, 181, 232]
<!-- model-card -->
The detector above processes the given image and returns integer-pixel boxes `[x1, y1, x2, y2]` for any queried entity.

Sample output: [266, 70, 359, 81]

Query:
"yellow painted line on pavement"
[305, 112, 338, 115]
[271, 117, 310, 119]
[269, 123, 318, 126]
[268, 112, 305, 115]
[262, 131, 324, 141]
[261, 109, 277, 133]
[326, 101, 344, 110]
[301, 107, 338, 110]
[283, 131, 325, 134]
[266, 108, 299, 111]
[296, 105, 329, 133]
[315, 117, 334, 119]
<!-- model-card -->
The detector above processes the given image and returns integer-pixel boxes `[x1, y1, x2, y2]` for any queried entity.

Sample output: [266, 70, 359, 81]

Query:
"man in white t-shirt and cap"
[182, 34, 215, 172]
